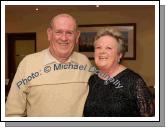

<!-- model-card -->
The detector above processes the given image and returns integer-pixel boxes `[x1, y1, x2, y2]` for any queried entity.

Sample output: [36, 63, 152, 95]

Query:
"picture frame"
[78, 23, 136, 60]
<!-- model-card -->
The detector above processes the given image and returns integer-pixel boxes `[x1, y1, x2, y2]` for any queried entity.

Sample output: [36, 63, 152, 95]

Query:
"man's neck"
[49, 48, 69, 63]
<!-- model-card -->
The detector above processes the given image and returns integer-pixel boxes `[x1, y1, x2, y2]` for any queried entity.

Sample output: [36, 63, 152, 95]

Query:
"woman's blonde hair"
[94, 27, 127, 57]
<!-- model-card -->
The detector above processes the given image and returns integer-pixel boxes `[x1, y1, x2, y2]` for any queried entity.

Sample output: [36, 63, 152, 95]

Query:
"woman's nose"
[99, 48, 106, 54]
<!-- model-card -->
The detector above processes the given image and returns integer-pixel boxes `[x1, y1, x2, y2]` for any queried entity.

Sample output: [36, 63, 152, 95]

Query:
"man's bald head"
[50, 14, 78, 30]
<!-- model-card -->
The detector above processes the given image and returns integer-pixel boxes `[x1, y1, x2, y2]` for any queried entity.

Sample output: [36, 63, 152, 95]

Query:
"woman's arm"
[136, 78, 155, 117]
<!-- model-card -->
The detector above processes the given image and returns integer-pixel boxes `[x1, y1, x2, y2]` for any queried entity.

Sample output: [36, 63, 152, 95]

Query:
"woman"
[84, 27, 154, 117]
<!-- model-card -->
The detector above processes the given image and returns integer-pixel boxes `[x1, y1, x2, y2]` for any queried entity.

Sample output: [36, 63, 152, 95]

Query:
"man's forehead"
[50, 14, 77, 29]
[52, 19, 77, 31]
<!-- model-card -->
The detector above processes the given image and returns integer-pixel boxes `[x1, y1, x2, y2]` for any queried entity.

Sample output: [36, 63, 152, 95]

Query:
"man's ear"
[47, 28, 52, 41]
[75, 31, 80, 44]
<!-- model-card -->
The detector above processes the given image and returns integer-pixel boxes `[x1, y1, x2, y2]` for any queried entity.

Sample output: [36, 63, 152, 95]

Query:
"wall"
[5, 5, 155, 87]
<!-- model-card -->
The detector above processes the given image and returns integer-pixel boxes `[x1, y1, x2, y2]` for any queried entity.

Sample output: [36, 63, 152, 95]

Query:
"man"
[5, 14, 92, 116]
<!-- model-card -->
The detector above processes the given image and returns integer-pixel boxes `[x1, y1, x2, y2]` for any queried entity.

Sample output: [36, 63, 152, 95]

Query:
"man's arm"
[5, 59, 28, 117]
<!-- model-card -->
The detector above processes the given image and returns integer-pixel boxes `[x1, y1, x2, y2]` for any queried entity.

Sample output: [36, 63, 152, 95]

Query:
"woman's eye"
[95, 46, 101, 49]
[107, 47, 112, 49]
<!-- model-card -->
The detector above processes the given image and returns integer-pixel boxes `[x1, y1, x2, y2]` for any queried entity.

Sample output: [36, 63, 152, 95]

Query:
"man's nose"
[60, 32, 68, 41]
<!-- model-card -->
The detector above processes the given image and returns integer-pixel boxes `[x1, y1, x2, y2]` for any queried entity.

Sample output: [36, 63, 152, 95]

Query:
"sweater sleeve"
[5, 58, 28, 117]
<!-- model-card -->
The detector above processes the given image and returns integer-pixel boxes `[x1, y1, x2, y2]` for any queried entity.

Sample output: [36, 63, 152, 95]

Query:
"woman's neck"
[98, 63, 120, 80]
[99, 64, 126, 79]
[108, 64, 120, 77]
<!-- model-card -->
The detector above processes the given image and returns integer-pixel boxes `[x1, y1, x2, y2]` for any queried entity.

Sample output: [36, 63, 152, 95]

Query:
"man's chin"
[59, 53, 72, 59]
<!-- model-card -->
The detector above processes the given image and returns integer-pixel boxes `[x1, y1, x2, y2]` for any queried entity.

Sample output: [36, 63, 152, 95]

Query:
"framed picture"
[78, 23, 136, 60]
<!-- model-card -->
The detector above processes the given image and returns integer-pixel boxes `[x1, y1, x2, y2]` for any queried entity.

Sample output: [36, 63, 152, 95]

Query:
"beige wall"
[5, 5, 155, 87]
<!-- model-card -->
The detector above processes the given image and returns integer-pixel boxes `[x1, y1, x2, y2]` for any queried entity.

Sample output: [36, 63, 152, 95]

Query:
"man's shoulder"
[19, 49, 47, 66]
[73, 51, 87, 57]
[72, 51, 91, 64]
[24, 49, 47, 60]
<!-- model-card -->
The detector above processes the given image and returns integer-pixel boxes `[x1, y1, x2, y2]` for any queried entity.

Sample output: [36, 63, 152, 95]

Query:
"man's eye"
[54, 31, 62, 35]
[55, 31, 62, 34]
[66, 31, 74, 35]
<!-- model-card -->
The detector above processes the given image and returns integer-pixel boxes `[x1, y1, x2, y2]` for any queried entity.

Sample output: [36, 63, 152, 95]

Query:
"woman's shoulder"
[88, 74, 102, 85]
[120, 68, 146, 84]
[121, 68, 143, 79]
[89, 74, 98, 81]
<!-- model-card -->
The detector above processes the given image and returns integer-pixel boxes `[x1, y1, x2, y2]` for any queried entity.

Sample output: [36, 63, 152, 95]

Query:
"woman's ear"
[119, 53, 123, 59]
[118, 53, 123, 63]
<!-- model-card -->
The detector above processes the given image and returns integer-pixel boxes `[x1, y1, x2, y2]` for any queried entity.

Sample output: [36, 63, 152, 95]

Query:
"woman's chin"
[97, 65, 108, 71]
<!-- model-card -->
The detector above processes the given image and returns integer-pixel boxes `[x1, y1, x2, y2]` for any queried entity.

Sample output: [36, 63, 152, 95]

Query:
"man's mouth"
[59, 42, 69, 46]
